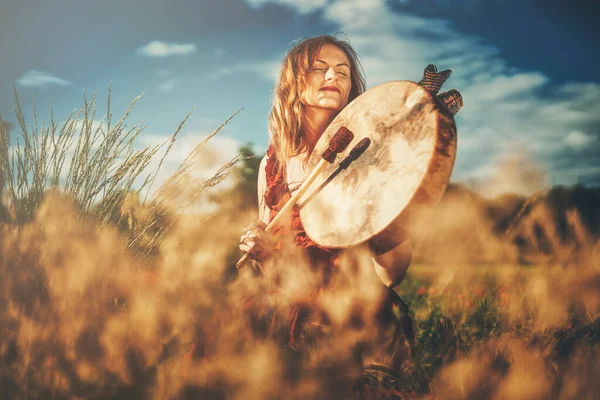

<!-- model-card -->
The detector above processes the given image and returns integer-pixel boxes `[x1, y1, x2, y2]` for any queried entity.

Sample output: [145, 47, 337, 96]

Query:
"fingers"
[238, 238, 254, 253]
[239, 239, 271, 262]
[239, 231, 257, 253]
[241, 223, 265, 240]
[239, 220, 274, 262]
[241, 220, 274, 244]
[246, 220, 267, 232]
[238, 236, 267, 254]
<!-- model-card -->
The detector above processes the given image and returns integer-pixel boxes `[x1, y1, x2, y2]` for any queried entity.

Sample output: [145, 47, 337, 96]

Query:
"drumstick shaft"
[266, 158, 328, 230]
[237, 126, 354, 269]
[236, 158, 329, 269]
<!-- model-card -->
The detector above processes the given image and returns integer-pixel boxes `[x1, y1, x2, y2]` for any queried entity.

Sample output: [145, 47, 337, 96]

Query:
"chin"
[318, 102, 346, 112]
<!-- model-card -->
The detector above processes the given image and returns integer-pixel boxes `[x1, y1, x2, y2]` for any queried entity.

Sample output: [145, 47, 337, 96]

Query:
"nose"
[324, 66, 338, 81]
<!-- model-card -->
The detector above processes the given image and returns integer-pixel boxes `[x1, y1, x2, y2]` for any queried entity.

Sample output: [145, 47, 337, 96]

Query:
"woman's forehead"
[314, 44, 350, 65]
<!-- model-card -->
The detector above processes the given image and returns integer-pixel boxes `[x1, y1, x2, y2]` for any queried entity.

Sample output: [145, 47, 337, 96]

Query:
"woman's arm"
[372, 239, 412, 287]
[239, 154, 272, 264]
[257, 154, 270, 224]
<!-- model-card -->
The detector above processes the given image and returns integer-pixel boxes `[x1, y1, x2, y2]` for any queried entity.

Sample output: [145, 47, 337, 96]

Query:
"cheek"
[300, 87, 313, 104]
[302, 77, 318, 100]
[343, 83, 352, 101]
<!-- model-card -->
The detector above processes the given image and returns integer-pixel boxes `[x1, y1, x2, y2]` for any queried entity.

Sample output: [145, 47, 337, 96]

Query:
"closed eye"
[310, 65, 350, 77]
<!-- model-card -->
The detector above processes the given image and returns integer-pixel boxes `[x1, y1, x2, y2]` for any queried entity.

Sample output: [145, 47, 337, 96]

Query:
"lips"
[320, 86, 340, 93]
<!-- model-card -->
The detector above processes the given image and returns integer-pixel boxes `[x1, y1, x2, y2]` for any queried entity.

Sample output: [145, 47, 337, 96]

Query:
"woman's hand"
[238, 220, 275, 264]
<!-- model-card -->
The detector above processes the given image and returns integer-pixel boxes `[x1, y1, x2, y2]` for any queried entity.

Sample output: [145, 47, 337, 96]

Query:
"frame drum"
[300, 81, 457, 253]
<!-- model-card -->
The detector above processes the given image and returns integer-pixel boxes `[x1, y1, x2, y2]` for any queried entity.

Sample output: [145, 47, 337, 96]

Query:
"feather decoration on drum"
[438, 89, 464, 116]
[418, 64, 464, 115]
[418, 64, 452, 95]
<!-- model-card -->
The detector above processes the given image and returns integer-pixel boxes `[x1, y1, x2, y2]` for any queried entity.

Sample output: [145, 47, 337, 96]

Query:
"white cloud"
[72, 118, 106, 134]
[245, 0, 327, 14]
[564, 130, 596, 150]
[213, 47, 226, 58]
[209, 60, 280, 83]
[153, 69, 177, 92]
[462, 72, 549, 102]
[138, 131, 242, 199]
[467, 149, 550, 198]
[16, 70, 71, 88]
[154, 69, 172, 78]
[157, 80, 176, 92]
[136, 41, 197, 57]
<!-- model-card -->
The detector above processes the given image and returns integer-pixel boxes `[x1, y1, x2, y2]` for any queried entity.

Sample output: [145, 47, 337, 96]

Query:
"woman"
[238, 35, 457, 396]
[241, 35, 412, 286]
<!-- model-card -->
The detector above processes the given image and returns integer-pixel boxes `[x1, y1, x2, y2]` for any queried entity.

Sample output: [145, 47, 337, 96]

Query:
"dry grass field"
[1, 94, 599, 399]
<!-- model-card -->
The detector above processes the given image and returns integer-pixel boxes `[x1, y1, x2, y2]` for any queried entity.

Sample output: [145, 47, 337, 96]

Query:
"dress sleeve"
[257, 154, 270, 224]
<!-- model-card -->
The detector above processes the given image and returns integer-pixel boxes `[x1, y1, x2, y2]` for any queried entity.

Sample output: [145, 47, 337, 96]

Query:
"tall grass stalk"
[129, 110, 243, 259]
[0, 86, 240, 239]
[1, 86, 163, 223]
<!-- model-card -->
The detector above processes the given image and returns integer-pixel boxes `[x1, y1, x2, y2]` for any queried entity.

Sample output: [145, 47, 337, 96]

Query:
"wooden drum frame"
[299, 80, 458, 254]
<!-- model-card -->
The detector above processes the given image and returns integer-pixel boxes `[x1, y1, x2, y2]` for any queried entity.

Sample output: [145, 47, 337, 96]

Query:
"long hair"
[268, 35, 366, 170]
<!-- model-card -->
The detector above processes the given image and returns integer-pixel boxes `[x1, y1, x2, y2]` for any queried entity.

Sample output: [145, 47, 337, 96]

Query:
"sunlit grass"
[1, 87, 599, 398]
[395, 263, 600, 395]
[0, 86, 242, 260]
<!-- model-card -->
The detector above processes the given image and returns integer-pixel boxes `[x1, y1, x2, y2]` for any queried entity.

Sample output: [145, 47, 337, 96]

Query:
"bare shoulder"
[258, 154, 269, 178]
[257, 154, 269, 223]
[257, 153, 270, 193]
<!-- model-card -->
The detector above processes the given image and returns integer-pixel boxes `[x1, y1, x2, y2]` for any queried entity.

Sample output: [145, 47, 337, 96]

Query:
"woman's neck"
[301, 106, 337, 154]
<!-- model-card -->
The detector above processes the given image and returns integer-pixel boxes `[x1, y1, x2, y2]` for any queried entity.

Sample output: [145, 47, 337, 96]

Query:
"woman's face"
[301, 43, 352, 113]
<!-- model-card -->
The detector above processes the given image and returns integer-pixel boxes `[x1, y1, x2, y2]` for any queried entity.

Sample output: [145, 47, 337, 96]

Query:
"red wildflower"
[566, 322, 573, 330]
[417, 286, 427, 295]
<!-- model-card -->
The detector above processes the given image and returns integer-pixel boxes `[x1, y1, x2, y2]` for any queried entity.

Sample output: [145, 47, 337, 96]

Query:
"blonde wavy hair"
[268, 35, 366, 170]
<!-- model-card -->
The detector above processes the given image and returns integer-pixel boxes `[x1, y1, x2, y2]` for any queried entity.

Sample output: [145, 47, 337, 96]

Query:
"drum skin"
[300, 81, 457, 253]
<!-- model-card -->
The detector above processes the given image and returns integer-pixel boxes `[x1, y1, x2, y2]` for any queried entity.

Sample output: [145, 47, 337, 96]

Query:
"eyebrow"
[314, 59, 351, 69]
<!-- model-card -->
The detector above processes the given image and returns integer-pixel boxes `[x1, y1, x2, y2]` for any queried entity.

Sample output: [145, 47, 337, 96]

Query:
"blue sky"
[1, 0, 598, 197]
